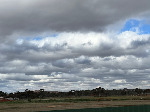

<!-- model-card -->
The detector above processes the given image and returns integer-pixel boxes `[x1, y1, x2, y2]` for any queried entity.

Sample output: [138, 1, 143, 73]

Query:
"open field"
[0, 96, 150, 112]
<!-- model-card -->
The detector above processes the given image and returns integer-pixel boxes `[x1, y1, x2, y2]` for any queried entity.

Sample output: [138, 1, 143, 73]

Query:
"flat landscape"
[1, 1, 150, 112]
[0, 96, 150, 112]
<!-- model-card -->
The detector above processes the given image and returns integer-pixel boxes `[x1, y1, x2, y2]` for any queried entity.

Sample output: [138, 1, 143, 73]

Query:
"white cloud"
[114, 79, 127, 83]
[1, 31, 150, 92]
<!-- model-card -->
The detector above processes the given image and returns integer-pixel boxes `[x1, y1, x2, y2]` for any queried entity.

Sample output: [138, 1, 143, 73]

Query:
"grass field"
[0, 95, 150, 112]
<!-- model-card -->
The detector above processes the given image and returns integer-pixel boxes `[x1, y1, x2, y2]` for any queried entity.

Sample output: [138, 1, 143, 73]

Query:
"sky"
[0, 0, 150, 93]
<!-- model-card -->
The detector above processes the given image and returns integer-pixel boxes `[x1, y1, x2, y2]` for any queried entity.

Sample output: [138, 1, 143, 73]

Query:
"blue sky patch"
[20, 33, 59, 41]
[120, 19, 150, 34]
[33, 34, 59, 40]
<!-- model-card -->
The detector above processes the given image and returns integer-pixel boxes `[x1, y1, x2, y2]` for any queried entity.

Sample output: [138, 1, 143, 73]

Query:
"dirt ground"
[0, 100, 150, 112]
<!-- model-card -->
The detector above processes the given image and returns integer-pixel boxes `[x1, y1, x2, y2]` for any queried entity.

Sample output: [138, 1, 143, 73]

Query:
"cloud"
[0, 0, 150, 42]
[0, 31, 150, 92]
[1, 0, 150, 92]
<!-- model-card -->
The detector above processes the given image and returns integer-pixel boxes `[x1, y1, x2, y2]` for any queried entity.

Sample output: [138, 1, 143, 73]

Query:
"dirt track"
[0, 100, 150, 112]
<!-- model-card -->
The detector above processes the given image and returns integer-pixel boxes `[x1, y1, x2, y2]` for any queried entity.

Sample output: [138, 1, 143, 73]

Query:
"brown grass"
[0, 96, 150, 112]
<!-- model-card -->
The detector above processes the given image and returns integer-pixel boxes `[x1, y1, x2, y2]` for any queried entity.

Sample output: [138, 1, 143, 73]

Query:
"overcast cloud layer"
[0, 0, 150, 92]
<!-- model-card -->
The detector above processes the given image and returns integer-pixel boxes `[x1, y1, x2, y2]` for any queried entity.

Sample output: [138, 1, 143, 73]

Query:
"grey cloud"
[74, 56, 91, 65]
[0, 0, 150, 41]
[52, 59, 74, 68]
[4, 74, 39, 81]
[130, 37, 150, 48]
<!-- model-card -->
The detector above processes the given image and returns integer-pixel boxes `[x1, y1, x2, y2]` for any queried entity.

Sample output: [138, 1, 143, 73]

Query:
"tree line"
[0, 87, 150, 100]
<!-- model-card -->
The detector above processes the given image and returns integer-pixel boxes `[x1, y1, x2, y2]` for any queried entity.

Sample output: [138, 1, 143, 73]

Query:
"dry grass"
[0, 96, 150, 112]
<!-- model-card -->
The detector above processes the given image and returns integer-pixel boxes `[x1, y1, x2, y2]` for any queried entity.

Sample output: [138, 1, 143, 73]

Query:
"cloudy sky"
[0, 0, 150, 93]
